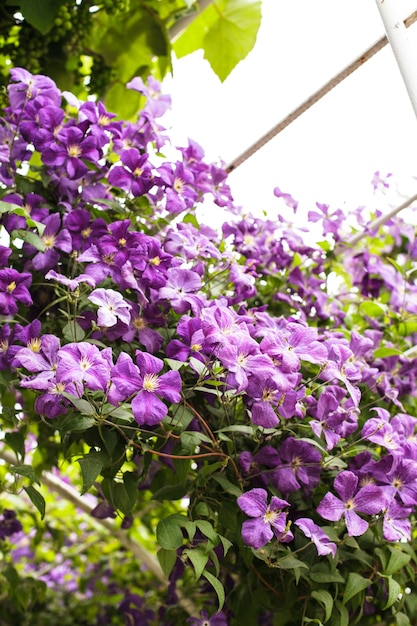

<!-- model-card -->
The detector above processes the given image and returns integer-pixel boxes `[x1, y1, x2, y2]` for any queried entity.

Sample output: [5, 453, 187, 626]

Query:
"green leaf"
[384, 576, 402, 610]
[342, 572, 371, 605]
[59, 414, 96, 436]
[212, 474, 242, 497]
[156, 515, 185, 550]
[311, 589, 333, 623]
[386, 549, 411, 575]
[396, 613, 411, 626]
[0, 201, 21, 214]
[108, 474, 137, 516]
[310, 569, 345, 584]
[184, 547, 209, 580]
[359, 300, 385, 318]
[4, 432, 25, 461]
[18, 0, 65, 34]
[195, 520, 218, 544]
[202, 570, 225, 610]
[62, 321, 86, 342]
[77, 453, 104, 494]
[174, 0, 262, 82]
[157, 548, 177, 578]
[11, 464, 40, 485]
[12, 229, 45, 251]
[373, 347, 402, 358]
[278, 554, 309, 570]
[62, 393, 96, 416]
[152, 483, 189, 501]
[23, 485, 46, 519]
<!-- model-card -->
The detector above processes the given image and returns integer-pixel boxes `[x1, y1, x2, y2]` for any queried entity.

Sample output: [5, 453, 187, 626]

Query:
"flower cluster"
[1, 68, 417, 625]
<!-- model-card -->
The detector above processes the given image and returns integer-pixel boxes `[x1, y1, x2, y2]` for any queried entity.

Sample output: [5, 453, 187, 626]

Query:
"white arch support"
[375, 0, 417, 118]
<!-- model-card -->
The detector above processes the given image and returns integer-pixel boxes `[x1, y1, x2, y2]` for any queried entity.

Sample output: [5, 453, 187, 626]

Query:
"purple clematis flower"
[237, 487, 290, 549]
[0, 268, 32, 315]
[108, 148, 154, 197]
[317, 470, 386, 536]
[188, 611, 228, 626]
[109, 351, 182, 426]
[272, 437, 322, 496]
[56, 342, 111, 392]
[42, 124, 101, 179]
[88, 288, 132, 327]
[45, 269, 96, 291]
[294, 518, 337, 557]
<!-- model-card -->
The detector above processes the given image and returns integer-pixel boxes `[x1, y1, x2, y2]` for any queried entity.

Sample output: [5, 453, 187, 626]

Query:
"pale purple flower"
[361, 408, 400, 451]
[109, 351, 182, 426]
[237, 487, 290, 549]
[294, 518, 337, 557]
[317, 470, 386, 536]
[382, 501, 412, 542]
[45, 270, 96, 291]
[158, 267, 202, 314]
[56, 342, 111, 392]
[88, 288, 132, 327]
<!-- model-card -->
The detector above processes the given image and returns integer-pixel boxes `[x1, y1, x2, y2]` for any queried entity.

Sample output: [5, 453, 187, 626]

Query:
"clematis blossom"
[109, 351, 181, 426]
[237, 487, 290, 549]
[317, 470, 386, 536]
[88, 288, 132, 327]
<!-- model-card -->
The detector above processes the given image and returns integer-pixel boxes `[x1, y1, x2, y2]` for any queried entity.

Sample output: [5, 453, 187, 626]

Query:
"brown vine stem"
[0, 447, 198, 616]
[183, 399, 217, 445]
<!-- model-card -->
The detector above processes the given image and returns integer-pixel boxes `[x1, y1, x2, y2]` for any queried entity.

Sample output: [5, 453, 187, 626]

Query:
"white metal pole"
[375, 0, 417, 118]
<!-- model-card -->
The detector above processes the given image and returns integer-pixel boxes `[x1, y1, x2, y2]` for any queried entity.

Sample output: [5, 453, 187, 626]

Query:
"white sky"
[164, 0, 417, 224]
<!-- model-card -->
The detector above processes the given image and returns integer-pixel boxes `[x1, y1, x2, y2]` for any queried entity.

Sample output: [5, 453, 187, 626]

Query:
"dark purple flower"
[28, 213, 73, 271]
[237, 487, 290, 549]
[272, 437, 321, 496]
[0, 268, 32, 315]
[108, 148, 154, 197]
[42, 124, 101, 179]
[0, 509, 22, 540]
[188, 611, 228, 626]
[317, 470, 386, 536]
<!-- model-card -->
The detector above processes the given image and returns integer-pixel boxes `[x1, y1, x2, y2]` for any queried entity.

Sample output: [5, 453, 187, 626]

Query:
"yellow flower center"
[81, 227, 92, 239]
[80, 357, 91, 371]
[173, 177, 184, 193]
[191, 343, 202, 352]
[28, 338, 42, 352]
[67, 144, 82, 157]
[150, 256, 161, 266]
[6, 281, 16, 293]
[42, 234, 56, 249]
[263, 506, 279, 524]
[143, 373, 160, 392]
[0, 340, 9, 352]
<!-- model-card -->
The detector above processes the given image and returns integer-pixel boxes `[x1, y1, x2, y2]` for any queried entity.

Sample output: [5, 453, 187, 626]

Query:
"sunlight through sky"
[164, 0, 417, 224]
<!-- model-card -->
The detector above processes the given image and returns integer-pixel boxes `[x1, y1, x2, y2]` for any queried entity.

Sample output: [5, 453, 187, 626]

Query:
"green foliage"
[174, 0, 262, 81]
[0, 0, 263, 113]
